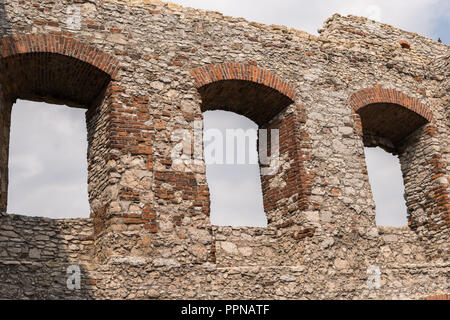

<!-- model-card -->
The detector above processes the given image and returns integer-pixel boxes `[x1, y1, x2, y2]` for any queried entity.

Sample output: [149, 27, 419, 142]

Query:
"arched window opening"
[7, 100, 89, 218]
[192, 63, 301, 229]
[203, 110, 267, 227]
[364, 146, 408, 226]
[0, 38, 117, 220]
[351, 89, 433, 230]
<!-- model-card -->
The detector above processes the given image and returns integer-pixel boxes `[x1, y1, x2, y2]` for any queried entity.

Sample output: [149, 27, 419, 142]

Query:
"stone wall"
[0, 0, 448, 299]
[0, 212, 94, 299]
[0, 91, 11, 213]
[319, 14, 448, 58]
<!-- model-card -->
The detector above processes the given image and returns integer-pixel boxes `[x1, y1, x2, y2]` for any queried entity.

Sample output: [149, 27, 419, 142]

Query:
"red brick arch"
[189, 62, 307, 231]
[0, 34, 119, 78]
[190, 62, 296, 101]
[349, 86, 433, 122]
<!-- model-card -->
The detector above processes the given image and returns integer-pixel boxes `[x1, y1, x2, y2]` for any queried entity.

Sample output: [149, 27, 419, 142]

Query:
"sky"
[8, 100, 89, 218]
[6, 0, 449, 226]
[203, 111, 267, 227]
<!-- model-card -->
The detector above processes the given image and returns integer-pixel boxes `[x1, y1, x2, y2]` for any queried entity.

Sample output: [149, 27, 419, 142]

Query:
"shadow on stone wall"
[0, 0, 10, 37]
[0, 213, 96, 299]
[0, 0, 11, 213]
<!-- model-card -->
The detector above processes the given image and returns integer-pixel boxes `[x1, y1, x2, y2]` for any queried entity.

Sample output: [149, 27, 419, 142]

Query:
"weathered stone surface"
[0, 1, 448, 300]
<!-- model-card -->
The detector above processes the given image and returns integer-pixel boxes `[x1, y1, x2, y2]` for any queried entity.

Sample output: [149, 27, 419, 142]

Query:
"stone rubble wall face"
[0, 1, 448, 299]
[0, 93, 11, 213]
[319, 13, 449, 58]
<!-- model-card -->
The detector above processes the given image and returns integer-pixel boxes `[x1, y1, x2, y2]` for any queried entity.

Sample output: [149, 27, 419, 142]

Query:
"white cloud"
[364, 147, 408, 227]
[7, 100, 89, 219]
[9, 183, 89, 219]
[203, 111, 267, 227]
[8, 154, 43, 183]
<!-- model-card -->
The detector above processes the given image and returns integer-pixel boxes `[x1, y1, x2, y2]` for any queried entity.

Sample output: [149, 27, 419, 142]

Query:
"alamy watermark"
[66, 264, 81, 290]
[171, 120, 280, 175]
[66, 5, 81, 31]
[366, 265, 381, 290]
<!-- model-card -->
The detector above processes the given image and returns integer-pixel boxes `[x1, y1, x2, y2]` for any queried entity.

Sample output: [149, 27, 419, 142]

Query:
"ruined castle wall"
[376, 226, 428, 264]
[428, 55, 450, 243]
[434, 55, 450, 175]
[0, 213, 94, 263]
[319, 14, 448, 58]
[0, 212, 95, 299]
[399, 123, 449, 260]
[0, 1, 447, 299]
[86, 86, 118, 237]
[0, 89, 11, 213]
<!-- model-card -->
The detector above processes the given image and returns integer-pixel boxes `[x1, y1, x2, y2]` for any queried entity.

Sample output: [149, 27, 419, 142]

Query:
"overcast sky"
[203, 111, 267, 227]
[7, 1, 448, 226]
[8, 101, 89, 219]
